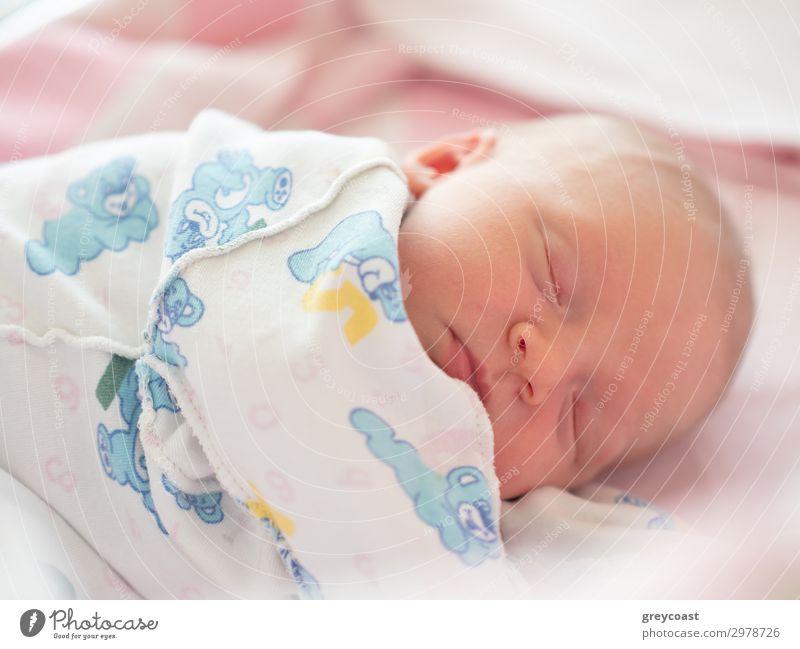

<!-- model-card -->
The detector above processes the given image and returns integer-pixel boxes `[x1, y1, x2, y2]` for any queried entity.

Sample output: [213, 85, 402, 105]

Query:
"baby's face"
[398, 118, 731, 499]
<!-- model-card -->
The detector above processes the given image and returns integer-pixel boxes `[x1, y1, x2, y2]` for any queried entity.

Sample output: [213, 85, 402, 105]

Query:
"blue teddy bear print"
[349, 408, 500, 566]
[615, 492, 677, 530]
[152, 276, 205, 368]
[161, 475, 224, 525]
[237, 497, 322, 599]
[137, 361, 180, 414]
[287, 210, 407, 323]
[96, 363, 168, 534]
[269, 520, 323, 600]
[97, 362, 225, 534]
[141, 363, 225, 526]
[166, 150, 292, 261]
[26, 156, 157, 275]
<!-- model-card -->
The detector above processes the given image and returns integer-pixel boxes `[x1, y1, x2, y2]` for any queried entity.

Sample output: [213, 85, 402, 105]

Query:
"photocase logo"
[20, 609, 45, 637]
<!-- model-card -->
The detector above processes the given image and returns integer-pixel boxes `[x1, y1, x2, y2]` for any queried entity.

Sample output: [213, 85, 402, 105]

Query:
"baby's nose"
[508, 321, 563, 407]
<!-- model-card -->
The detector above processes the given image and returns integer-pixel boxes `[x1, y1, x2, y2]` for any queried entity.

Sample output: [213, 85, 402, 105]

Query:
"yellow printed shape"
[245, 481, 295, 537]
[302, 268, 378, 345]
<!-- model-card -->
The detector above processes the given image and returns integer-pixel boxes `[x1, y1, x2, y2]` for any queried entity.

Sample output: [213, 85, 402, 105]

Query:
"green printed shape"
[247, 218, 267, 232]
[95, 355, 135, 410]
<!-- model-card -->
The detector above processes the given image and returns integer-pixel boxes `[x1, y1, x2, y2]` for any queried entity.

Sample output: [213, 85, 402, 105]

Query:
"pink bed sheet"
[2, 0, 798, 597]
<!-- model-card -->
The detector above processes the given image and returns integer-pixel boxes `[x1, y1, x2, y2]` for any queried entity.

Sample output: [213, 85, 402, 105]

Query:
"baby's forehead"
[511, 114, 673, 158]
[506, 118, 679, 201]
[495, 117, 724, 290]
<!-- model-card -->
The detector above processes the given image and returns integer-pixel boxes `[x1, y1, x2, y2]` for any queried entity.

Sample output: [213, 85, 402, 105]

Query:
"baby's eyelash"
[544, 243, 561, 305]
[572, 393, 578, 435]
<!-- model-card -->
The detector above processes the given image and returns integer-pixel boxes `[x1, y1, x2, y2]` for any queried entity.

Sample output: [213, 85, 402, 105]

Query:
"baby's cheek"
[578, 415, 630, 475]
[492, 423, 548, 498]
[491, 425, 525, 499]
[493, 416, 589, 498]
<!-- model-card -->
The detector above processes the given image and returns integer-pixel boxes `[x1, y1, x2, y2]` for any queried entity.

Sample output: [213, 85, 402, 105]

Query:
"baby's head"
[397, 114, 753, 499]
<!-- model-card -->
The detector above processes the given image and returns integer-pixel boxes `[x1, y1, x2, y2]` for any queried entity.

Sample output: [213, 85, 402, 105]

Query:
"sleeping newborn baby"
[398, 115, 753, 499]
[0, 111, 752, 600]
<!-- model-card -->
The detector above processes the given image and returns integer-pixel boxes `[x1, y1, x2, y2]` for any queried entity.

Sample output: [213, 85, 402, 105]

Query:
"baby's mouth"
[444, 328, 485, 403]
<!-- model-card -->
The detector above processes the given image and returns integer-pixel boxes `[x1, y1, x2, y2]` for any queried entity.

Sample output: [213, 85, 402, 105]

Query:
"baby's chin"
[494, 448, 601, 500]
[493, 452, 542, 500]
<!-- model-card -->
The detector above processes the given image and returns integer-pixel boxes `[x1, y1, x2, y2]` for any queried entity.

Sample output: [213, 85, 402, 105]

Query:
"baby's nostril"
[517, 337, 526, 353]
[525, 382, 534, 399]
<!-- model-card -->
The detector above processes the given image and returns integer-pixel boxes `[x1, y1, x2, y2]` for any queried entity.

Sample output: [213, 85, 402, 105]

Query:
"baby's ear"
[402, 129, 496, 198]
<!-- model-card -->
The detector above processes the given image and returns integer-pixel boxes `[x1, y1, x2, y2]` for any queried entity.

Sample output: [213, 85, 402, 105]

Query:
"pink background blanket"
[1, 0, 799, 597]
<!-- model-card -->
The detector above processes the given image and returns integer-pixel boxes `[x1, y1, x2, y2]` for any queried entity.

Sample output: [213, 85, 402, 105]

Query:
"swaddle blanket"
[0, 110, 527, 598]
